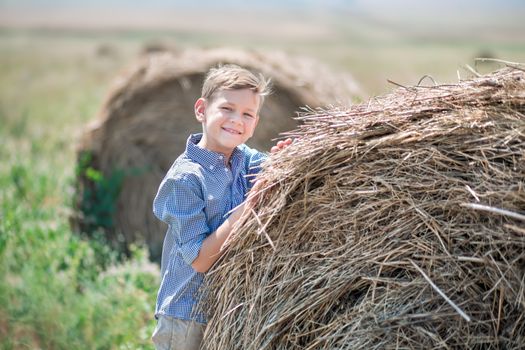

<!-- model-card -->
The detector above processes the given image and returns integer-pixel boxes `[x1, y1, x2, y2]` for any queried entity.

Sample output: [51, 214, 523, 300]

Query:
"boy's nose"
[230, 112, 242, 123]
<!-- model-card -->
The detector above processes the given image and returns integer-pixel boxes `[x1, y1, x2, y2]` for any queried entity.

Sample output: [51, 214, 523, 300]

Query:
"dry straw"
[73, 48, 363, 261]
[202, 66, 525, 349]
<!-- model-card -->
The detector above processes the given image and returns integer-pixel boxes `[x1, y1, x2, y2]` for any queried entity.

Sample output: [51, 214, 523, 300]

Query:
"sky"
[0, 0, 523, 31]
[1, 0, 524, 13]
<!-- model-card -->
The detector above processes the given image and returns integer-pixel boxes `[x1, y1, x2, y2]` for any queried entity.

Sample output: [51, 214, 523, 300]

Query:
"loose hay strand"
[409, 259, 471, 322]
[461, 203, 525, 221]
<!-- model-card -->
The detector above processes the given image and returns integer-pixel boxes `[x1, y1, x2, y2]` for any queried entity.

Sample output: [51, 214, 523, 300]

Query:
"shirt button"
[209, 165, 214, 170]
[219, 155, 223, 160]
[224, 168, 228, 172]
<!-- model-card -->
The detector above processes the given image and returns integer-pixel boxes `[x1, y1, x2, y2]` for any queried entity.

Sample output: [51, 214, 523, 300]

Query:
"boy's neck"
[196, 138, 233, 164]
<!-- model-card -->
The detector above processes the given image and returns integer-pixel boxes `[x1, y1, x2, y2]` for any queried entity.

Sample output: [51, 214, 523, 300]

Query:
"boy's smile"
[195, 88, 260, 161]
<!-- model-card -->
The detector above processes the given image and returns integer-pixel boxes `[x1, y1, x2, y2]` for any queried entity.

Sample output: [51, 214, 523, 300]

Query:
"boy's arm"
[190, 202, 247, 273]
[193, 139, 293, 273]
[153, 175, 210, 268]
[154, 174, 251, 274]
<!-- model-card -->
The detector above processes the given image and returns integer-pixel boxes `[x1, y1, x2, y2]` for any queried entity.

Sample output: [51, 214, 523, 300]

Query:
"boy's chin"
[220, 135, 249, 148]
[223, 140, 244, 149]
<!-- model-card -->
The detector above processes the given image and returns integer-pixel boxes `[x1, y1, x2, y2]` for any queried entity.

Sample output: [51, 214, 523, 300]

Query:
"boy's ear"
[194, 98, 206, 122]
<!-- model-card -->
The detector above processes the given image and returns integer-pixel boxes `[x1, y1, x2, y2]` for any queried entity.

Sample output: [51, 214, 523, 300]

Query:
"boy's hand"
[247, 138, 293, 206]
[246, 178, 265, 209]
[245, 138, 293, 209]
[270, 138, 293, 153]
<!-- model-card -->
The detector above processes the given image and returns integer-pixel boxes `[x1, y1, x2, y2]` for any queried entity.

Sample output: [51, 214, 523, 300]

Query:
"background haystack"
[203, 66, 525, 349]
[73, 47, 363, 262]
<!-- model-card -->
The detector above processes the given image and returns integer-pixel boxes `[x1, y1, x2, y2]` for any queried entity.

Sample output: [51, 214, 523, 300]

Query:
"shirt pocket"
[204, 190, 221, 212]
[203, 184, 228, 229]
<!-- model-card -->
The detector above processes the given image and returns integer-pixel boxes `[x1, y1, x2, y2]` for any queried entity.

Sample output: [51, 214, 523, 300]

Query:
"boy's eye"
[221, 106, 232, 111]
[244, 113, 255, 119]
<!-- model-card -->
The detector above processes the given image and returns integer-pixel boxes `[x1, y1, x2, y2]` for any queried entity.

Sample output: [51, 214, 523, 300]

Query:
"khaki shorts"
[152, 315, 205, 350]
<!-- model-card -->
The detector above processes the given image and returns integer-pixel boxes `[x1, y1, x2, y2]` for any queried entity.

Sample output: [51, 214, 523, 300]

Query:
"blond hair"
[201, 64, 271, 109]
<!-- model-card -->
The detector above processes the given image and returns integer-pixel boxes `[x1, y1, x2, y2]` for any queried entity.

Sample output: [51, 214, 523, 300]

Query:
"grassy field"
[1, 9, 524, 348]
[0, 30, 159, 348]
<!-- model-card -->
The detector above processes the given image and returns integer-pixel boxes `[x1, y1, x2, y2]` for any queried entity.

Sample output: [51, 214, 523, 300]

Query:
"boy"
[151, 64, 291, 350]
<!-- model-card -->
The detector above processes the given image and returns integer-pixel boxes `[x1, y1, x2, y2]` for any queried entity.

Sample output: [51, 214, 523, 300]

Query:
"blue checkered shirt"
[153, 133, 267, 323]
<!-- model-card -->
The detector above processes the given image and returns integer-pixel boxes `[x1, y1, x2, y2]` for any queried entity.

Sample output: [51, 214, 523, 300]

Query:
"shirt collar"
[185, 133, 244, 171]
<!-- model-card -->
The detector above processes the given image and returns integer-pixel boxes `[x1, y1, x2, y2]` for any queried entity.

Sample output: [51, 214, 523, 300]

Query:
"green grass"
[0, 32, 157, 349]
[0, 148, 158, 349]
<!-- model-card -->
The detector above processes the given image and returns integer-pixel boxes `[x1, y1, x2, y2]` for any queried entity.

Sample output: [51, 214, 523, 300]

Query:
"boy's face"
[195, 88, 260, 157]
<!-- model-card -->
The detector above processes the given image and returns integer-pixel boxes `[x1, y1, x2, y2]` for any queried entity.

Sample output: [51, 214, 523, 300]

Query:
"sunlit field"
[1, 7, 524, 348]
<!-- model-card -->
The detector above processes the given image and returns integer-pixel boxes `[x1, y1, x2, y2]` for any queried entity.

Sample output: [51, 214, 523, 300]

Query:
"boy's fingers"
[247, 180, 265, 207]
[271, 138, 294, 153]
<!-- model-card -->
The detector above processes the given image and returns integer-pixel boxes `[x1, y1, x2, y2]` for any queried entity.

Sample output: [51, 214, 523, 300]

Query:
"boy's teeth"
[224, 128, 240, 134]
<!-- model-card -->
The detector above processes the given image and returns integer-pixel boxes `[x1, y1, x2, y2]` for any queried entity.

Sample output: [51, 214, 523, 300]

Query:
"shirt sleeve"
[244, 146, 268, 175]
[153, 175, 209, 266]
[239, 145, 268, 191]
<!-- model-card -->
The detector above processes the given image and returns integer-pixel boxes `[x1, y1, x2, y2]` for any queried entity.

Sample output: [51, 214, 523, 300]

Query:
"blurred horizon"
[1, 0, 524, 38]
[1, 0, 524, 95]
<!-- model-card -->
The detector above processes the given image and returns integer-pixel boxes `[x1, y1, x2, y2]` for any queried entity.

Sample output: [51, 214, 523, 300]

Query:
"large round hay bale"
[73, 47, 364, 262]
[203, 67, 525, 349]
